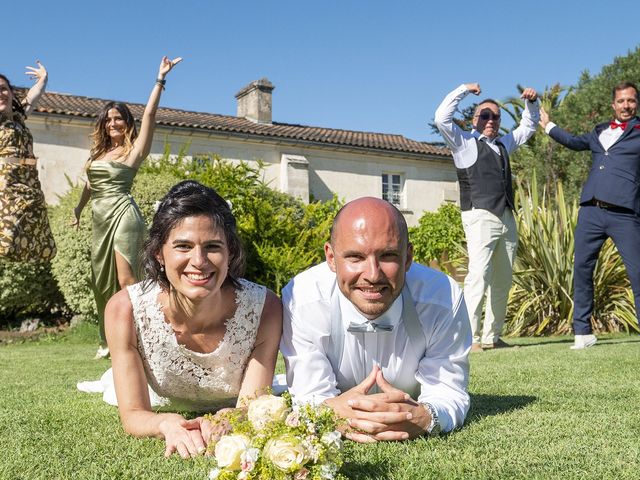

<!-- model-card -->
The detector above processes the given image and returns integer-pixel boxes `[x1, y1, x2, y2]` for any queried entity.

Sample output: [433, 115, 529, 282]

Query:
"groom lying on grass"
[280, 197, 471, 442]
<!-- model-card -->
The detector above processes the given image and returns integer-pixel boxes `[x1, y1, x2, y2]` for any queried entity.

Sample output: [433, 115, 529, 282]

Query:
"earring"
[160, 265, 165, 272]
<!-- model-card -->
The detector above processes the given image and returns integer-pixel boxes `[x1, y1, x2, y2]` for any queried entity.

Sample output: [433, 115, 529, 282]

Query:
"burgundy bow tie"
[610, 121, 627, 130]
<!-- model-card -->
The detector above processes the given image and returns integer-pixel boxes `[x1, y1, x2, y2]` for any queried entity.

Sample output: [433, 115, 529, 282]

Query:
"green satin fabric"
[88, 161, 146, 344]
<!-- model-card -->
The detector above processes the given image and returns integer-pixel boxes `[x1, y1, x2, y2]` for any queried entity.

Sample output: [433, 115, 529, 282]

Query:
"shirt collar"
[338, 289, 403, 328]
[471, 130, 494, 143]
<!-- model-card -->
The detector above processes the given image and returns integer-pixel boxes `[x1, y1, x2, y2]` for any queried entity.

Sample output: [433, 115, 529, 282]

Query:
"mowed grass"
[1, 324, 639, 479]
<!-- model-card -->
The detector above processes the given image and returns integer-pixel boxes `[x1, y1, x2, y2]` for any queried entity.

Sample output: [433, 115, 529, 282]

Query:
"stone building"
[24, 78, 456, 226]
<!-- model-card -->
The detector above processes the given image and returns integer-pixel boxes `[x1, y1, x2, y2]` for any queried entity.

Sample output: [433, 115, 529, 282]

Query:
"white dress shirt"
[544, 121, 624, 151]
[280, 262, 471, 433]
[434, 84, 540, 169]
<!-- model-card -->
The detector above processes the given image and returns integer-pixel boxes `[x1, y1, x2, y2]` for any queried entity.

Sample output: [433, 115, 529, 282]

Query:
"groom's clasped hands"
[325, 365, 431, 443]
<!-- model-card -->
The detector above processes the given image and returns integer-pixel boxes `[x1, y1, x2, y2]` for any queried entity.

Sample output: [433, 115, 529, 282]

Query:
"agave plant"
[506, 178, 576, 335]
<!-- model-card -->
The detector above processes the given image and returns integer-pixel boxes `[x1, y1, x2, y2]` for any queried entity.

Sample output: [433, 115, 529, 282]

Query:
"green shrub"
[49, 181, 97, 321]
[48, 149, 342, 319]
[506, 178, 638, 335]
[409, 202, 465, 274]
[141, 152, 342, 292]
[253, 196, 341, 292]
[0, 257, 64, 326]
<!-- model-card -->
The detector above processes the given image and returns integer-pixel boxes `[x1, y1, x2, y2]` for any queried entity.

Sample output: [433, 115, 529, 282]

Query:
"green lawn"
[1, 324, 639, 479]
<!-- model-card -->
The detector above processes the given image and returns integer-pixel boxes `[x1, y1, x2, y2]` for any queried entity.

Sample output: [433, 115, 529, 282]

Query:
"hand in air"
[158, 56, 183, 78]
[520, 87, 538, 102]
[25, 61, 47, 83]
[465, 83, 481, 95]
[539, 107, 550, 129]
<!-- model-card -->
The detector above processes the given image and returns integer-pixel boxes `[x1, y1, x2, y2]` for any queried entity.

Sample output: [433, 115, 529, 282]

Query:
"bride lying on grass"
[102, 180, 281, 458]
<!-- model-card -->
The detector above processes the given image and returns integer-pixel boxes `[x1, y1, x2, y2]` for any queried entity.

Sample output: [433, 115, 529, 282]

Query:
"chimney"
[235, 78, 275, 124]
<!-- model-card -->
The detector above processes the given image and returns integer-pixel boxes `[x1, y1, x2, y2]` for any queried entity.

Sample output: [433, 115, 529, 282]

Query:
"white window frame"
[381, 172, 404, 208]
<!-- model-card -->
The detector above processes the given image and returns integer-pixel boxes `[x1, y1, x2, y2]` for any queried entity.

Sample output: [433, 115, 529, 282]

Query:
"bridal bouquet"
[205, 393, 346, 480]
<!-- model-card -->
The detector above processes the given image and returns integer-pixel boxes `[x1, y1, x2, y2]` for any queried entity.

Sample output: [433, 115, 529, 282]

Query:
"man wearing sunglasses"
[540, 82, 640, 350]
[434, 83, 539, 352]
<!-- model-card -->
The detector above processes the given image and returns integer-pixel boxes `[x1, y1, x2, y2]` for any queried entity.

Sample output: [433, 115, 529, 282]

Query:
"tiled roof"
[22, 89, 451, 158]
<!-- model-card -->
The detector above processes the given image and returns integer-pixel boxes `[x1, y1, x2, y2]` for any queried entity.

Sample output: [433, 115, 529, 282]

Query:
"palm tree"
[502, 83, 569, 197]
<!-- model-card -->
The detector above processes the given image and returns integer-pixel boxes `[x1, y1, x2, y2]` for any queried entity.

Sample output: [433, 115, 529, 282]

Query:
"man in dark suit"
[540, 81, 640, 349]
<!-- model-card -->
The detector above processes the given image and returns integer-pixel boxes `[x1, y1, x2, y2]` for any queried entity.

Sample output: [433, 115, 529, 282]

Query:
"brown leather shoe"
[481, 339, 514, 349]
[470, 342, 484, 353]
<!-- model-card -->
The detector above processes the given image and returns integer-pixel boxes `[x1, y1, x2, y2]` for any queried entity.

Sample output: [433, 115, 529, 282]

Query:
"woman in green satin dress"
[72, 56, 182, 359]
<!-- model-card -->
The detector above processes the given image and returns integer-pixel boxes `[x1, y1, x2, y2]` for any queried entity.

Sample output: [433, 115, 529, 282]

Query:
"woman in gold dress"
[73, 56, 182, 358]
[0, 61, 56, 262]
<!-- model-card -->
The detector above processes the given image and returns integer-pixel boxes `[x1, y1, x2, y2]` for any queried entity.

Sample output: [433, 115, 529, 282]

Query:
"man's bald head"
[330, 197, 409, 248]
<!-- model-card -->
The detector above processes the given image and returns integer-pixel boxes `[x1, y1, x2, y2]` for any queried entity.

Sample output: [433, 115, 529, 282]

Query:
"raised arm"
[23, 61, 48, 116]
[540, 107, 592, 151]
[539, 106, 551, 130]
[500, 87, 540, 153]
[105, 289, 207, 458]
[127, 56, 182, 168]
[433, 83, 480, 153]
[236, 290, 282, 403]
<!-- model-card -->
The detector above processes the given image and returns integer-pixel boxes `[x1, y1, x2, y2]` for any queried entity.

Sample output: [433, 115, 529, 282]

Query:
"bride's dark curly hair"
[142, 180, 245, 291]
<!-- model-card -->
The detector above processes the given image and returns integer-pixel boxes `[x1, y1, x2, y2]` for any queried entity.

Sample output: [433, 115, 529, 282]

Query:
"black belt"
[586, 199, 635, 214]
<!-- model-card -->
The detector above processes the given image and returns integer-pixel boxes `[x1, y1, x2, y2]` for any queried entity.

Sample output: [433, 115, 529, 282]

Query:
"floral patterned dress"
[0, 112, 56, 261]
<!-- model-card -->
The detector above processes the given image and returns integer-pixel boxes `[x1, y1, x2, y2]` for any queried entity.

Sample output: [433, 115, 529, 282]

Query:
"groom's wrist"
[419, 402, 442, 436]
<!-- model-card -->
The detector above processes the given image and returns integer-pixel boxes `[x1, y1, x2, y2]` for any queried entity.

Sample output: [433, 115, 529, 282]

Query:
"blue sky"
[5, 0, 639, 142]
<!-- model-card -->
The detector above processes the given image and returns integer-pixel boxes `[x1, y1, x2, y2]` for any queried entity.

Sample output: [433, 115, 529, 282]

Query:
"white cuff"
[545, 122, 557, 134]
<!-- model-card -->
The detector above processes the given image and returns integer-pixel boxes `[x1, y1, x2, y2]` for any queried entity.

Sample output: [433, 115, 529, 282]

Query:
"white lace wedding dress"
[77, 278, 269, 412]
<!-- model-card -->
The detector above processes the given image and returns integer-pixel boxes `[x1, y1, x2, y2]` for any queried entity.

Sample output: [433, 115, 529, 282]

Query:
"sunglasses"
[478, 112, 501, 121]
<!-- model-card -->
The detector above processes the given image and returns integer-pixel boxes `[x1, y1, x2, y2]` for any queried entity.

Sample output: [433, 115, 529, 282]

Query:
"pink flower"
[294, 467, 310, 479]
[285, 411, 300, 427]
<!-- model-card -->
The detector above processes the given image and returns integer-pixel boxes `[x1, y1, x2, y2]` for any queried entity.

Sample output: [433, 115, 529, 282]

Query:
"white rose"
[214, 434, 251, 470]
[264, 435, 307, 472]
[208, 468, 221, 479]
[247, 394, 289, 431]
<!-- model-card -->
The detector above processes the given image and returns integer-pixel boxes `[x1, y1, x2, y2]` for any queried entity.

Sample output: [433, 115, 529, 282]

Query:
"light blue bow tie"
[347, 322, 394, 333]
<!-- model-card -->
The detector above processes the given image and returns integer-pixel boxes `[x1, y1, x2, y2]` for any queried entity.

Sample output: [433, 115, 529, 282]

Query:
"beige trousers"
[461, 208, 518, 344]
